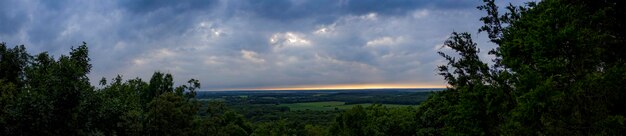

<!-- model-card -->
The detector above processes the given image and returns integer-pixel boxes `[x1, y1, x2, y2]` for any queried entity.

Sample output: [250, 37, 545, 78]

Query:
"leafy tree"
[304, 124, 329, 136]
[145, 92, 197, 136]
[0, 43, 29, 88]
[417, 0, 626, 135]
[1, 42, 255, 136]
[194, 101, 252, 136]
[0, 42, 95, 135]
[415, 32, 499, 135]
[251, 119, 297, 136]
[494, 0, 626, 134]
[330, 105, 417, 136]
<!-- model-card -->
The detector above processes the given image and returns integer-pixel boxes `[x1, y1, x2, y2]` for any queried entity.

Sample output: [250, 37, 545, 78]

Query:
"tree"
[418, 32, 497, 135]
[330, 105, 417, 136]
[0, 43, 29, 88]
[304, 124, 329, 136]
[251, 119, 297, 136]
[494, 0, 626, 134]
[0, 42, 261, 136]
[417, 0, 626, 135]
[145, 92, 197, 136]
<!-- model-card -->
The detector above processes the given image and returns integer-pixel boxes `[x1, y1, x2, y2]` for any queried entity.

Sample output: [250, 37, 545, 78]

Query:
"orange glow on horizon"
[219, 83, 445, 91]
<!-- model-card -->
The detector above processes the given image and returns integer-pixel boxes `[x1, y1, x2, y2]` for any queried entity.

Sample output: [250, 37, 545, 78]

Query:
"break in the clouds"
[0, 0, 531, 90]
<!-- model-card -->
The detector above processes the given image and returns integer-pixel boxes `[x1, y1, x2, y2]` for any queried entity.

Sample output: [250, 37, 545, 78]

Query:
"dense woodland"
[1, 0, 625, 135]
[194, 89, 431, 135]
[196, 90, 432, 105]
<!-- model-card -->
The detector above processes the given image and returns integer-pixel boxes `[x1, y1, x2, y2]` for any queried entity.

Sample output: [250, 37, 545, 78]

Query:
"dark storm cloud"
[236, 0, 480, 22]
[239, 0, 339, 22]
[343, 0, 478, 15]
[0, 0, 531, 90]
[120, 0, 217, 13]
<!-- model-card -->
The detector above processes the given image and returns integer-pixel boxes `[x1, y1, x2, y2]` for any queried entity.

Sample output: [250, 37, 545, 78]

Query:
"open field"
[197, 89, 434, 125]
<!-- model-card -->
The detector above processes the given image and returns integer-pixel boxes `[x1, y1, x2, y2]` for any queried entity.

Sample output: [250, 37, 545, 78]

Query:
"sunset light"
[223, 83, 445, 91]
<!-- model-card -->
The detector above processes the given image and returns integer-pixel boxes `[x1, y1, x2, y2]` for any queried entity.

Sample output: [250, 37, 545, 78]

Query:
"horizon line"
[201, 84, 447, 91]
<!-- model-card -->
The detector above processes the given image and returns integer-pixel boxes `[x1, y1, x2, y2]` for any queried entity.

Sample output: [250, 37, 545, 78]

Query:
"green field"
[280, 101, 415, 111]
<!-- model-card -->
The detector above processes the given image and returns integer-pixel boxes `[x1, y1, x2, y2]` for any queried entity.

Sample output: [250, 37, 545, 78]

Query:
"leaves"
[419, 0, 626, 135]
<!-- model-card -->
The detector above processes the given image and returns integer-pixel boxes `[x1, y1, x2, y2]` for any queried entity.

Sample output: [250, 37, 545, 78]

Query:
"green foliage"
[194, 100, 253, 136]
[3, 43, 94, 135]
[251, 119, 299, 136]
[0, 43, 29, 88]
[305, 124, 329, 136]
[416, 0, 626, 135]
[330, 105, 417, 136]
[498, 0, 626, 134]
[0, 43, 254, 135]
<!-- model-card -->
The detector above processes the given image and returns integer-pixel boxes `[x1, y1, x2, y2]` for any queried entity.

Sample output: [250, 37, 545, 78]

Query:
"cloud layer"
[0, 0, 530, 90]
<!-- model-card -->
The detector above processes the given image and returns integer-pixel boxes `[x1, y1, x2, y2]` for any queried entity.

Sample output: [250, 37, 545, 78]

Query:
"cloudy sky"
[0, 0, 530, 90]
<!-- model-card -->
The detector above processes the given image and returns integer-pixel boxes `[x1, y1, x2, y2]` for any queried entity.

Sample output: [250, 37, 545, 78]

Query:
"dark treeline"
[1, 0, 625, 135]
[196, 90, 432, 105]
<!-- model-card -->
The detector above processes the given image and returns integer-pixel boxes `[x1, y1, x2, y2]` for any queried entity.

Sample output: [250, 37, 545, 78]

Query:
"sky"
[0, 0, 531, 90]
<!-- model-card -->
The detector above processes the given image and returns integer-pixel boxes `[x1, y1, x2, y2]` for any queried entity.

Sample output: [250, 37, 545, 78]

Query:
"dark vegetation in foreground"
[1, 0, 626, 135]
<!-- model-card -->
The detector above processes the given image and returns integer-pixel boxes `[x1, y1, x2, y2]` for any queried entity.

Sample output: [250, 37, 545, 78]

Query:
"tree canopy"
[416, 0, 626, 135]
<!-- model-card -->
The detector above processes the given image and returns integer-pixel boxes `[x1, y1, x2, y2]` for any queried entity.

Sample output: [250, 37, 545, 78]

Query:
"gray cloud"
[0, 0, 531, 90]
[0, 0, 27, 35]
[119, 0, 217, 14]
[230, 0, 481, 22]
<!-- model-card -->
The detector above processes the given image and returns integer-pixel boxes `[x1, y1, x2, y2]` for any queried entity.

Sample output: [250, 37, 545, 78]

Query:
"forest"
[195, 89, 435, 105]
[1, 0, 625, 135]
[195, 89, 433, 134]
